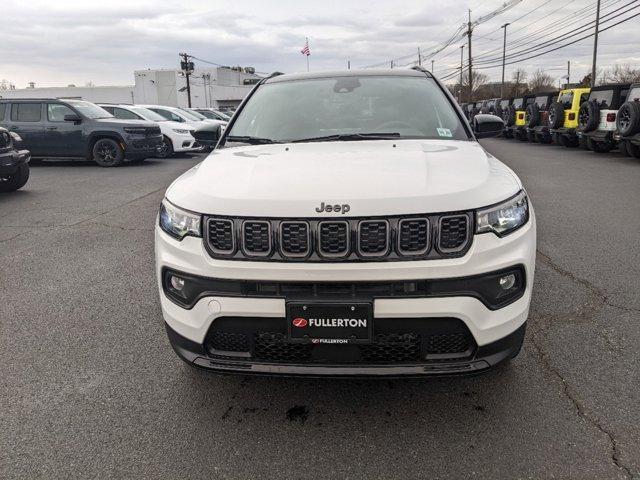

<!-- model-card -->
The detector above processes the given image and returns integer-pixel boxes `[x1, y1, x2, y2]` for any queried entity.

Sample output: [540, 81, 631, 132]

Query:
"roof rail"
[259, 71, 284, 84]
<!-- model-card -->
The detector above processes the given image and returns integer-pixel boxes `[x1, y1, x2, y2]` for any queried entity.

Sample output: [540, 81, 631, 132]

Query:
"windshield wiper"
[225, 135, 279, 145]
[291, 132, 401, 143]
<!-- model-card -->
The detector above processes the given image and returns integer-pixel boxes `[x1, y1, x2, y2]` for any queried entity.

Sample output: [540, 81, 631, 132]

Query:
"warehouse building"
[0, 66, 260, 108]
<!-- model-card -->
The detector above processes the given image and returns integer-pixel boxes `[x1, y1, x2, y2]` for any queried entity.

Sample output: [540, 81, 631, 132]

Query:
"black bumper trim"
[165, 321, 526, 378]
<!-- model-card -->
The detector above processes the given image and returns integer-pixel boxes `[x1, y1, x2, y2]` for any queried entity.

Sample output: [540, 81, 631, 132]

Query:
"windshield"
[213, 110, 231, 120]
[559, 91, 573, 108]
[182, 108, 207, 120]
[227, 76, 469, 142]
[500, 99, 509, 108]
[589, 90, 613, 108]
[177, 109, 201, 121]
[130, 107, 166, 122]
[67, 101, 112, 119]
[534, 95, 551, 109]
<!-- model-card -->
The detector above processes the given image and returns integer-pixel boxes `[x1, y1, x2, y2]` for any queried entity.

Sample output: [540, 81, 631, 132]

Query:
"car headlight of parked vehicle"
[476, 190, 529, 237]
[173, 129, 192, 134]
[159, 199, 201, 240]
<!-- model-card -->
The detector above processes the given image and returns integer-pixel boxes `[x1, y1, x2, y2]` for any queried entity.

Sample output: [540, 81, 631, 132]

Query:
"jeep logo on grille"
[315, 202, 350, 214]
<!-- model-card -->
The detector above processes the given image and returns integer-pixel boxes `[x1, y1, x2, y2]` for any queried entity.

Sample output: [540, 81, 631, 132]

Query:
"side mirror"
[473, 114, 504, 139]
[64, 114, 82, 123]
[9, 131, 23, 147]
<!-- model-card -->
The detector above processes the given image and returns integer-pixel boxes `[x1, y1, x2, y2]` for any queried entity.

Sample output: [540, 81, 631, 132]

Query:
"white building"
[0, 67, 261, 108]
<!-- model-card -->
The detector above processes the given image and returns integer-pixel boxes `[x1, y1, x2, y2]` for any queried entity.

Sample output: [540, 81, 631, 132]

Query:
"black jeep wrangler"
[526, 91, 558, 144]
[0, 127, 30, 192]
[0, 99, 162, 167]
[615, 83, 640, 158]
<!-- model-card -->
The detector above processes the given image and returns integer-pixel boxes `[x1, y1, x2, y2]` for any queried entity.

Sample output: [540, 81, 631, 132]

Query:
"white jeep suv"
[155, 68, 536, 377]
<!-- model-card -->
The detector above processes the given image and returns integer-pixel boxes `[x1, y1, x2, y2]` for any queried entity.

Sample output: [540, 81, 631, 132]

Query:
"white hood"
[166, 139, 522, 217]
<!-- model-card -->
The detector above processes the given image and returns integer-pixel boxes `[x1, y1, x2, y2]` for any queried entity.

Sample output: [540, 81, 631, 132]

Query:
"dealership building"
[0, 66, 261, 108]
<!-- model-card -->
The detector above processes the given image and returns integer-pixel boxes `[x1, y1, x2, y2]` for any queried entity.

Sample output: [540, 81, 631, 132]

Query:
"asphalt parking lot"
[1, 143, 639, 479]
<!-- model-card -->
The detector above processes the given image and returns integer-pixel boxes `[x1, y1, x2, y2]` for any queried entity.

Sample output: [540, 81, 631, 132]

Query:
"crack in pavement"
[531, 249, 634, 478]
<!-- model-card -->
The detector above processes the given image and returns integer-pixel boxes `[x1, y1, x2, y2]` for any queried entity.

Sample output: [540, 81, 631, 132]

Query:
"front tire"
[0, 163, 30, 192]
[156, 136, 174, 159]
[92, 138, 124, 167]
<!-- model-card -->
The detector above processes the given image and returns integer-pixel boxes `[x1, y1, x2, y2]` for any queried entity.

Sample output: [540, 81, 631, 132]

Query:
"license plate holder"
[286, 302, 373, 344]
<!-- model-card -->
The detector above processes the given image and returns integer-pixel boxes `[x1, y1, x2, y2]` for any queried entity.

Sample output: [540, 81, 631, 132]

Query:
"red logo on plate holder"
[292, 318, 308, 328]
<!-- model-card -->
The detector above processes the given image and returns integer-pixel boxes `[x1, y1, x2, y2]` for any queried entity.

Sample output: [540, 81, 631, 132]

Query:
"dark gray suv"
[0, 99, 162, 167]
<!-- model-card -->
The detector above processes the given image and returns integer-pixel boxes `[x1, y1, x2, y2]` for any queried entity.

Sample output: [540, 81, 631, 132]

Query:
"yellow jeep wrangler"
[505, 94, 535, 141]
[548, 87, 590, 147]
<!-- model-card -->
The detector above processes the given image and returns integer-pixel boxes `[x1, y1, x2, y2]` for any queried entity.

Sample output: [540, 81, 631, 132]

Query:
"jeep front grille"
[318, 221, 350, 257]
[438, 215, 470, 252]
[203, 212, 473, 262]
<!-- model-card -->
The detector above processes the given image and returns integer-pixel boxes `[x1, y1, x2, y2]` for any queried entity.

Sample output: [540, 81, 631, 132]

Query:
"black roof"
[590, 83, 631, 91]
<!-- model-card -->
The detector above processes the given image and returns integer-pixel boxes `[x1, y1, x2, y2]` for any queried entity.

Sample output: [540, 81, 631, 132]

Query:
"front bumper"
[125, 134, 163, 159]
[156, 209, 536, 376]
[172, 134, 200, 153]
[0, 149, 30, 177]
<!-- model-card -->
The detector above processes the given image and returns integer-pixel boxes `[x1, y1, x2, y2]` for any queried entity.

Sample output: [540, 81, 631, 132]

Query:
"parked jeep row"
[0, 99, 227, 167]
[462, 82, 640, 158]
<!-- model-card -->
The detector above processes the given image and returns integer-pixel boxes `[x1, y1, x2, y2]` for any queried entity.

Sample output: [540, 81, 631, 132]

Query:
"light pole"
[431, 59, 434, 74]
[500, 23, 510, 98]
[591, 0, 601, 87]
[460, 45, 465, 102]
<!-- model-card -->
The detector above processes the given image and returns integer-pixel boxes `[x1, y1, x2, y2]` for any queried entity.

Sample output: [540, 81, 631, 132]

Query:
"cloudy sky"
[1, 0, 639, 88]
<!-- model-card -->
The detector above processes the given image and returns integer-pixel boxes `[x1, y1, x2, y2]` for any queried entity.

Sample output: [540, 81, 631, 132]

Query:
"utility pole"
[467, 9, 473, 102]
[348, 60, 351, 70]
[591, 0, 601, 87]
[567, 60, 571, 85]
[391, 60, 394, 69]
[460, 45, 464, 102]
[179, 52, 194, 107]
[515, 70, 521, 96]
[431, 59, 434, 74]
[500, 23, 510, 98]
[418, 47, 421, 66]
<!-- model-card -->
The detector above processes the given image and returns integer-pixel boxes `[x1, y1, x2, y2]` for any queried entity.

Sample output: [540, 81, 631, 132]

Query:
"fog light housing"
[170, 275, 185, 291]
[499, 274, 516, 291]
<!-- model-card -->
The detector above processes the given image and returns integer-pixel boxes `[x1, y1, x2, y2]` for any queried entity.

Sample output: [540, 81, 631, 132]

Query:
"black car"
[0, 127, 30, 192]
[0, 99, 162, 167]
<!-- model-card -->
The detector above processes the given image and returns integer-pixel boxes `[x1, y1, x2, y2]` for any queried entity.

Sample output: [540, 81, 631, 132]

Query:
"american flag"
[301, 39, 310, 56]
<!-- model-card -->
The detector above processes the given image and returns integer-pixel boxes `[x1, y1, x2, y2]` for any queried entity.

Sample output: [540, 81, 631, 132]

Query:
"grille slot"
[318, 221, 350, 257]
[438, 215, 470, 252]
[207, 219, 235, 254]
[398, 218, 430, 255]
[209, 332, 249, 353]
[242, 221, 272, 256]
[254, 332, 312, 362]
[424, 332, 472, 355]
[280, 221, 311, 257]
[360, 333, 421, 363]
[358, 220, 389, 257]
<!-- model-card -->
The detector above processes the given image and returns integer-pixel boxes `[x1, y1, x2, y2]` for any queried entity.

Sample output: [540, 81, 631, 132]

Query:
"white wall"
[0, 86, 134, 103]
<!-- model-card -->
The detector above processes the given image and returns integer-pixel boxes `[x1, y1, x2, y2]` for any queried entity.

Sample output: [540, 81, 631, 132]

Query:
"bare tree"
[459, 71, 489, 101]
[529, 69, 556, 92]
[601, 64, 640, 83]
[0, 79, 16, 90]
[510, 69, 528, 96]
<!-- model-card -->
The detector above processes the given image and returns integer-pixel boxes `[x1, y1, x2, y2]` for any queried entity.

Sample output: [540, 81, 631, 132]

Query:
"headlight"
[476, 190, 529, 237]
[159, 199, 201, 240]
[173, 129, 191, 134]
